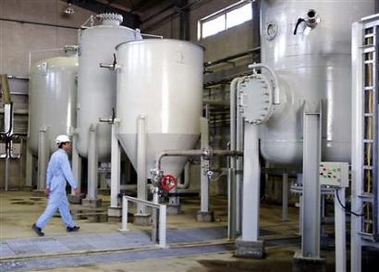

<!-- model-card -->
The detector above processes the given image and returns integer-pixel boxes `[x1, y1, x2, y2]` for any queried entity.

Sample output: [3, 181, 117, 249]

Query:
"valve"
[160, 174, 177, 192]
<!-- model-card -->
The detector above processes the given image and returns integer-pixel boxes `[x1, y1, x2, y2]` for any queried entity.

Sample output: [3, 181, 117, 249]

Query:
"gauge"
[265, 22, 278, 40]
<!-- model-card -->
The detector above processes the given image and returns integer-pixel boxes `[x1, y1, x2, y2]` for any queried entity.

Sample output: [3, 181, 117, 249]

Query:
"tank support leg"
[198, 117, 214, 222]
[235, 124, 265, 258]
[36, 127, 49, 193]
[134, 115, 151, 226]
[293, 104, 325, 271]
[82, 124, 102, 207]
[108, 121, 122, 218]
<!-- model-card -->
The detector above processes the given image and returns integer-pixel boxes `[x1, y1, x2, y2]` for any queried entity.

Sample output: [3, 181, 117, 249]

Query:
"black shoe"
[67, 226, 80, 232]
[32, 223, 44, 236]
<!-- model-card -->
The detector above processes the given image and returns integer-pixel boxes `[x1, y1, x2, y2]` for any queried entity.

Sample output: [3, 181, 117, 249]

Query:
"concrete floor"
[0, 190, 336, 271]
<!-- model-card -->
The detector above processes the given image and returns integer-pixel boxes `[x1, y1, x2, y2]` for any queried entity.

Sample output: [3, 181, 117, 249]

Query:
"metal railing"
[120, 195, 167, 248]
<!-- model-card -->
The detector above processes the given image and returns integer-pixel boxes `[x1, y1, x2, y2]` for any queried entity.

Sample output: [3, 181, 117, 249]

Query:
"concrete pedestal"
[197, 211, 214, 222]
[68, 194, 84, 204]
[293, 250, 326, 272]
[32, 190, 45, 197]
[82, 198, 102, 208]
[108, 206, 122, 222]
[133, 213, 151, 226]
[235, 238, 265, 259]
[167, 204, 182, 215]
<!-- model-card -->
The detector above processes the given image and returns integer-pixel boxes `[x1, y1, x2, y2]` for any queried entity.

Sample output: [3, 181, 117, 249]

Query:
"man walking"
[32, 134, 80, 236]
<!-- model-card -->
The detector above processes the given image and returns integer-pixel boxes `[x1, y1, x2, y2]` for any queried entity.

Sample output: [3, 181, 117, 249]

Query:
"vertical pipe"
[301, 109, 321, 258]
[159, 205, 167, 248]
[351, 21, 363, 272]
[236, 77, 246, 234]
[87, 124, 98, 200]
[121, 196, 129, 231]
[229, 77, 240, 238]
[72, 133, 81, 193]
[137, 115, 147, 214]
[200, 117, 209, 212]
[110, 122, 121, 207]
[335, 188, 347, 272]
[227, 167, 236, 240]
[282, 171, 289, 221]
[177, 0, 189, 40]
[241, 124, 260, 241]
[37, 127, 49, 191]
[5, 155, 9, 191]
[25, 145, 33, 188]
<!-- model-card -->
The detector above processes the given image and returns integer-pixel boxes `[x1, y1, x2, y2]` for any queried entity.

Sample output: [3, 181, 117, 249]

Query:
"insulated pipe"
[177, 161, 190, 189]
[248, 63, 280, 105]
[155, 149, 243, 171]
[236, 76, 247, 234]
[230, 77, 240, 163]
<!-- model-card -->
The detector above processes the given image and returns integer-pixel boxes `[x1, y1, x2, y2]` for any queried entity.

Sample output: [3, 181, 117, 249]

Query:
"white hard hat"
[55, 135, 71, 145]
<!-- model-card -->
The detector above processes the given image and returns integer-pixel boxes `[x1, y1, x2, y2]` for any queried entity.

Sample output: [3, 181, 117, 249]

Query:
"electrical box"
[319, 162, 349, 187]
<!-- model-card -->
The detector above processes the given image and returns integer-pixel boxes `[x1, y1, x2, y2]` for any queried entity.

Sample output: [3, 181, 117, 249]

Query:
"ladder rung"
[358, 193, 374, 200]
[363, 165, 374, 170]
[364, 86, 374, 90]
[362, 45, 375, 52]
[364, 33, 375, 38]
[363, 139, 374, 143]
[364, 113, 374, 117]
[364, 60, 375, 64]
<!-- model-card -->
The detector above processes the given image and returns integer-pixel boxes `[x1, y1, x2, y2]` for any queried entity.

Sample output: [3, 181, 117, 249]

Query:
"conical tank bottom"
[118, 133, 199, 178]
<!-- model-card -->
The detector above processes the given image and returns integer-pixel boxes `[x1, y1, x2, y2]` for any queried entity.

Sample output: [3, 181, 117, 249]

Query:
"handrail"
[120, 195, 167, 248]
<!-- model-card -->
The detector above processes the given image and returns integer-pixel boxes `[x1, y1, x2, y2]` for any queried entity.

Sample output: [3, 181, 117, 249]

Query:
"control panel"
[319, 162, 349, 188]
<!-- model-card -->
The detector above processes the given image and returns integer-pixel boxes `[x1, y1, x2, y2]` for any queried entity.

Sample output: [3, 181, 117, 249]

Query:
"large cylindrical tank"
[260, 0, 375, 164]
[28, 45, 79, 155]
[116, 39, 204, 178]
[77, 13, 142, 161]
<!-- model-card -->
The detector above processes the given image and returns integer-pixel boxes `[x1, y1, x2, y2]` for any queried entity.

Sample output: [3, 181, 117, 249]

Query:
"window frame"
[198, 0, 253, 40]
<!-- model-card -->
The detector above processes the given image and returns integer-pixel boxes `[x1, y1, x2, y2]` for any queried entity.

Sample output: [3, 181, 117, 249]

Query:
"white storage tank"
[259, 0, 375, 164]
[116, 39, 204, 178]
[77, 13, 142, 161]
[28, 45, 79, 155]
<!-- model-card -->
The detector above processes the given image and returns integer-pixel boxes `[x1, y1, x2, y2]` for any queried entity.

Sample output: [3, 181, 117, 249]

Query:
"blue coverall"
[35, 149, 78, 229]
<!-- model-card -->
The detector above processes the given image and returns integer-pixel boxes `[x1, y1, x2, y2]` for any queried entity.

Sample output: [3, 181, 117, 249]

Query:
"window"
[198, 1, 252, 40]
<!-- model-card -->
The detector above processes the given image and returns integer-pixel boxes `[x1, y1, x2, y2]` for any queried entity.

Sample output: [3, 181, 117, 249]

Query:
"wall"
[0, 0, 95, 77]
[0, 0, 95, 189]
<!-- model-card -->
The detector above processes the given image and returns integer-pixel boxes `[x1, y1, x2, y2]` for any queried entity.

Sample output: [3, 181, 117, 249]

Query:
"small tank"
[28, 45, 78, 155]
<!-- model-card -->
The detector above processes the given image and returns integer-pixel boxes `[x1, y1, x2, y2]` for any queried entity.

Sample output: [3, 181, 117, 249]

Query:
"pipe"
[205, 47, 260, 68]
[177, 0, 190, 40]
[229, 77, 240, 162]
[155, 148, 243, 171]
[177, 161, 190, 189]
[0, 17, 78, 30]
[248, 63, 281, 105]
[1, 74, 11, 103]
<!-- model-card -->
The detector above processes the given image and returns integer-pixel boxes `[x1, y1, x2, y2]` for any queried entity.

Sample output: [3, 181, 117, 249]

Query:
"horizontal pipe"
[0, 17, 77, 29]
[205, 47, 260, 68]
[156, 149, 243, 170]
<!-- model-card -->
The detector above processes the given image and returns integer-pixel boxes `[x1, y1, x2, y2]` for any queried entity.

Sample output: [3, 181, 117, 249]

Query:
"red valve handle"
[160, 174, 177, 192]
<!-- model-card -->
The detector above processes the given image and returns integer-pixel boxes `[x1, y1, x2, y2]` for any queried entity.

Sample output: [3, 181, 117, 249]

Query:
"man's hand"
[44, 187, 50, 198]
[74, 188, 80, 196]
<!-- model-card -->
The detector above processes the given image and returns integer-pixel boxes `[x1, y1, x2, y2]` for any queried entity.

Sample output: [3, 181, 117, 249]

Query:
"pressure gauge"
[265, 22, 278, 40]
